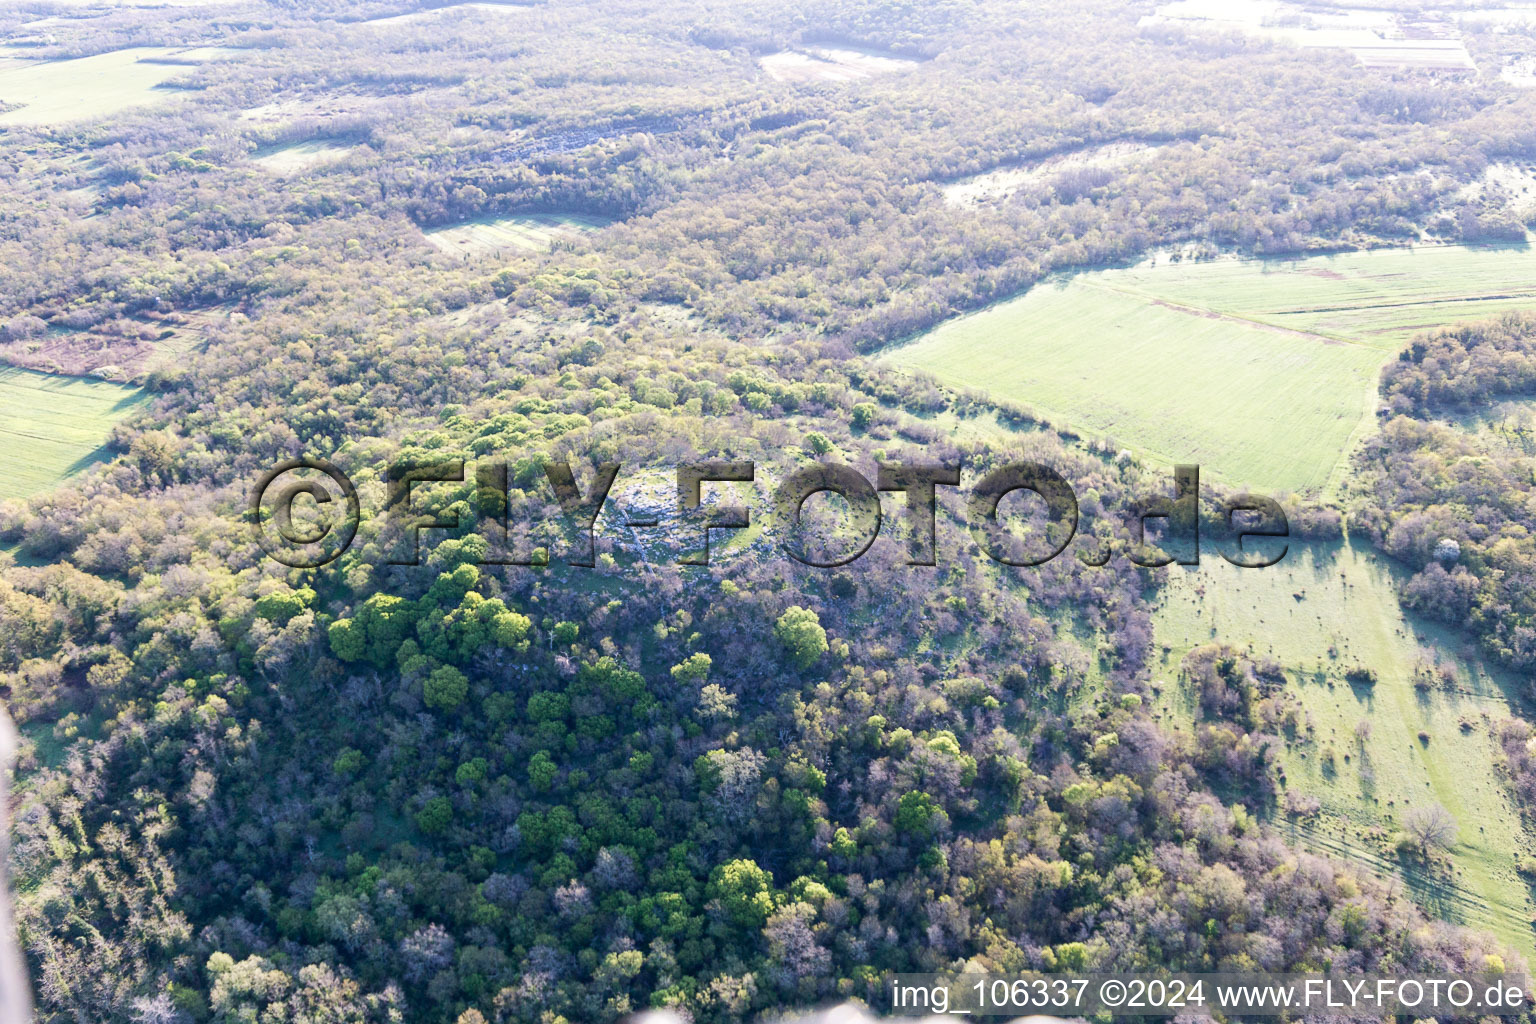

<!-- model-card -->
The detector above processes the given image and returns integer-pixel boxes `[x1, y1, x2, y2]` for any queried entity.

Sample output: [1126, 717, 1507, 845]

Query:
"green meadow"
[0, 368, 145, 502]
[424, 213, 611, 256]
[1151, 541, 1536, 960]
[1111, 244, 1536, 348]
[0, 48, 197, 125]
[883, 244, 1536, 494]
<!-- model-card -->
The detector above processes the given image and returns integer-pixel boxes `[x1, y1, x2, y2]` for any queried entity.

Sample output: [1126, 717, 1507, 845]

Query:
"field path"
[1085, 279, 1367, 348]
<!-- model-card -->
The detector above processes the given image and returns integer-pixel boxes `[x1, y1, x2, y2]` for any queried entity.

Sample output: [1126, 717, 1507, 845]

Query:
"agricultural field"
[1141, 0, 1477, 71]
[423, 212, 611, 255]
[0, 368, 145, 503]
[758, 46, 918, 83]
[1109, 245, 1536, 349]
[0, 47, 198, 126]
[1349, 41, 1476, 72]
[881, 273, 1386, 494]
[1151, 541, 1536, 961]
[252, 139, 362, 174]
[883, 244, 1536, 494]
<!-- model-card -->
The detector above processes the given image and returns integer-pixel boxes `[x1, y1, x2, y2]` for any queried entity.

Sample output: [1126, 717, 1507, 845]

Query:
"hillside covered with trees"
[4, 0, 1536, 1021]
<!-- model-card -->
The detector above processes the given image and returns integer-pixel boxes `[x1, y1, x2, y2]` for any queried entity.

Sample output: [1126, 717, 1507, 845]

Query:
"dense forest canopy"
[4, 1, 1536, 1022]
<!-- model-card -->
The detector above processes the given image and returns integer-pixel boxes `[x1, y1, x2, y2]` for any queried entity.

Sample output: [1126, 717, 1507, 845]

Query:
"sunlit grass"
[0, 367, 145, 501]
[884, 244, 1536, 495]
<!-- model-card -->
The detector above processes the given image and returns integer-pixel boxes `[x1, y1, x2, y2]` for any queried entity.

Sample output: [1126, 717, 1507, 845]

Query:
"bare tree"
[1403, 804, 1457, 853]
[130, 993, 182, 1024]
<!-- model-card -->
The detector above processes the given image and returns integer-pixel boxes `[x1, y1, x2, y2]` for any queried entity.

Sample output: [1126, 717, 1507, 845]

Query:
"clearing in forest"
[1150, 540, 1536, 963]
[1457, 161, 1536, 222]
[882, 244, 1536, 494]
[0, 307, 230, 381]
[0, 46, 230, 125]
[758, 46, 918, 83]
[252, 139, 362, 174]
[940, 142, 1166, 207]
[0, 367, 145, 502]
[423, 213, 611, 255]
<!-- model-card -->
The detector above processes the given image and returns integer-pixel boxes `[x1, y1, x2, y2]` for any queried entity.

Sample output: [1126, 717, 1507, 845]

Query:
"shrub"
[1344, 666, 1378, 686]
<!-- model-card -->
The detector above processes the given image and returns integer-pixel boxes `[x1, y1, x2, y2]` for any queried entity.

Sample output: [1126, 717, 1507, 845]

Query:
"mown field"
[0, 48, 197, 125]
[1151, 541, 1536, 961]
[423, 212, 611, 255]
[0, 368, 145, 502]
[1110, 245, 1536, 350]
[883, 244, 1536, 494]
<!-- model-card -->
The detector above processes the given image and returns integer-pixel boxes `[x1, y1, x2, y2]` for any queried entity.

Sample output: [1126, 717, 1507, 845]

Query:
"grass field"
[1151, 541, 1536, 961]
[1111, 245, 1536, 350]
[424, 213, 611, 255]
[0, 368, 145, 502]
[883, 244, 1536, 494]
[252, 139, 361, 174]
[0, 48, 199, 125]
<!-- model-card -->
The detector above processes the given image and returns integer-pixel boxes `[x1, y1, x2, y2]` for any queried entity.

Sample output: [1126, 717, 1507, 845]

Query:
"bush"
[1344, 666, 1378, 686]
